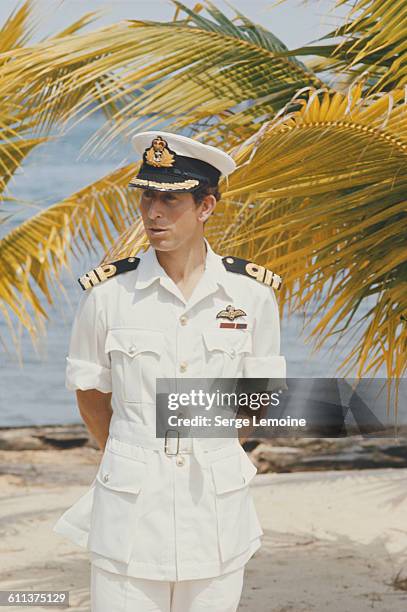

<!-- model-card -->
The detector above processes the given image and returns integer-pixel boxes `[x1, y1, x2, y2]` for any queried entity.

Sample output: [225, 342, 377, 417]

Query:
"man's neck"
[155, 237, 207, 285]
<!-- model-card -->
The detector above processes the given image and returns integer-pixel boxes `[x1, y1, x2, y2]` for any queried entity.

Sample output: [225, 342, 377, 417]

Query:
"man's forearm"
[76, 389, 113, 450]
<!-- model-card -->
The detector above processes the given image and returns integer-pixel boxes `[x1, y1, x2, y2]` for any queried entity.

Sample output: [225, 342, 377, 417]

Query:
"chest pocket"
[105, 329, 164, 403]
[202, 329, 252, 377]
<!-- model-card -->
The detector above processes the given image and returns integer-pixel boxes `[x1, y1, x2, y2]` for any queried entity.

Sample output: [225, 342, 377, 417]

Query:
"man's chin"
[148, 234, 174, 249]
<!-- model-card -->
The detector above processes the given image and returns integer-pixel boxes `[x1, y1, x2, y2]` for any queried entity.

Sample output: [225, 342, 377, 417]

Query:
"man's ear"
[198, 194, 216, 222]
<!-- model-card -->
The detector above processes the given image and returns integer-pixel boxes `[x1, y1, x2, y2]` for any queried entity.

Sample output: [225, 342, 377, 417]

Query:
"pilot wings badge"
[216, 305, 247, 321]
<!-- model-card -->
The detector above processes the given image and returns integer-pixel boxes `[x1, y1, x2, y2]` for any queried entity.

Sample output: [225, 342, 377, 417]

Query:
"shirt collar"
[134, 237, 234, 301]
[134, 243, 166, 290]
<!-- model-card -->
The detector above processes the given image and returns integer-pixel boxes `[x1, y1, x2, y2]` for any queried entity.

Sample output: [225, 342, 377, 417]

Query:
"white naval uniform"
[53, 237, 286, 583]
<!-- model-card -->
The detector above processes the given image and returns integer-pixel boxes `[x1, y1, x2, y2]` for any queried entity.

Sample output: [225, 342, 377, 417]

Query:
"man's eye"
[142, 190, 154, 199]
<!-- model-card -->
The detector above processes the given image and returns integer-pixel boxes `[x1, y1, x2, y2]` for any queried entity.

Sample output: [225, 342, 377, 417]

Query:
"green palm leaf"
[278, 0, 407, 92]
[0, 1, 323, 160]
[0, 1, 109, 206]
[0, 164, 140, 351]
[334, 0, 407, 92]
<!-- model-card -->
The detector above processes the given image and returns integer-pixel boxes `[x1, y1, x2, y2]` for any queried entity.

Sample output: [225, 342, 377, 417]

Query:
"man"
[53, 131, 286, 612]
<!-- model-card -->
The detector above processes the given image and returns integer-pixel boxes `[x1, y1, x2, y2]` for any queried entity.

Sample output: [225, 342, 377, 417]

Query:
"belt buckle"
[164, 429, 180, 456]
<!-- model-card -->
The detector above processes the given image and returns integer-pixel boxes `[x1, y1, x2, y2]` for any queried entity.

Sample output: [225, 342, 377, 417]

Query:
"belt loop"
[164, 429, 180, 455]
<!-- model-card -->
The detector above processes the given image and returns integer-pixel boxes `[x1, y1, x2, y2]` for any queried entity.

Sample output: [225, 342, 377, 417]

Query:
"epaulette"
[78, 256, 141, 290]
[222, 255, 282, 290]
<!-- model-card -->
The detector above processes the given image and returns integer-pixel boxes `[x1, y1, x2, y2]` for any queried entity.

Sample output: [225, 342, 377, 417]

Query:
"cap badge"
[144, 136, 176, 168]
[216, 305, 247, 321]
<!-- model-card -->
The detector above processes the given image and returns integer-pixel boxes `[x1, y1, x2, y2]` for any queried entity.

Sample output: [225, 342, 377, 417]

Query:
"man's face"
[139, 188, 209, 250]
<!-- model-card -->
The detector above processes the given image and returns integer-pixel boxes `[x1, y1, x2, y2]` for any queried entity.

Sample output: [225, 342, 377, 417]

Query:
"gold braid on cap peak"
[128, 177, 200, 190]
[222, 255, 282, 290]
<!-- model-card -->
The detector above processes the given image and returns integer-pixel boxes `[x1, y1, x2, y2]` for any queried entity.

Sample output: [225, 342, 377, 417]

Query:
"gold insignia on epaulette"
[222, 256, 282, 290]
[144, 136, 175, 168]
[245, 262, 282, 289]
[79, 264, 117, 290]
[77, 256, 140, 290]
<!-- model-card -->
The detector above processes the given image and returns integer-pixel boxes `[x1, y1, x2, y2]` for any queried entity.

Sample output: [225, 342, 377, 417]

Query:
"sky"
[0, 0, 349, 49]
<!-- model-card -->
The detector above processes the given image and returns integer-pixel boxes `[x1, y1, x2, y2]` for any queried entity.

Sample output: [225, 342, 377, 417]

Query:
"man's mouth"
[149, 227, 169, 234]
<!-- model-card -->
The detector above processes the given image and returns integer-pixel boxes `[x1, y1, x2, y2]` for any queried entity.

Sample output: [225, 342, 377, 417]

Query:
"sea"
[0, 114, 391, 427]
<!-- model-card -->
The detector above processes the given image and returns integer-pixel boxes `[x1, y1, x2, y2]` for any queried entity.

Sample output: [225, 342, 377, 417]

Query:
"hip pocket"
[88, 448, 147, 564]
[211, 448, 262, 562]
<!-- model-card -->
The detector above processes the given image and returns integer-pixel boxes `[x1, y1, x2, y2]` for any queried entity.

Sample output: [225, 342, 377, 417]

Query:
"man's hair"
[192, 184, 221, 225]
[192, 184, 221, 204]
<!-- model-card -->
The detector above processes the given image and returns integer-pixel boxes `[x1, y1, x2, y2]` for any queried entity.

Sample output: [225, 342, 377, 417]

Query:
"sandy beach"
[1, 442, 407, 612]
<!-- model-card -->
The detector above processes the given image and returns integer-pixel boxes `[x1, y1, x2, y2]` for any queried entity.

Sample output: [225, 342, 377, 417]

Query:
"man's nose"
[147, 195, 165, 217]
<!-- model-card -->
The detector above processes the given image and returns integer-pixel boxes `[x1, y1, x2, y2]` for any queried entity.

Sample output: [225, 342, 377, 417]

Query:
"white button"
[176, 456, 185, 466]
[128, 344, 137, 354]
[103, 473, 109, 482]
[179, 362, 188, 373]
[230, 348, 236, 358]
[180, 315, 188, 326]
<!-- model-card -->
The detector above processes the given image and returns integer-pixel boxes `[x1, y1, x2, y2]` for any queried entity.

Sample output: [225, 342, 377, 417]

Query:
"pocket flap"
[211, 450, 257, 494]
[96, 449, 146, 493]
[105, 329, 164, 357]
[202, 330, 252, 357]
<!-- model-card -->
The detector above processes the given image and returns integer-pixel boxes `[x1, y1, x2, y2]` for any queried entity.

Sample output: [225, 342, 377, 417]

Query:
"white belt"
[109, 418, 238, 467]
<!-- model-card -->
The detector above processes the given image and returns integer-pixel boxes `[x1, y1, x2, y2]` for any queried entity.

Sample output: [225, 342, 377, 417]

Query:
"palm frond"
[333, 0, 407, 92]
[49, 10, 105, 41]
[278, 0, 407, 93]
[0, 0, 38, 56]
[0, 4, 108, 203]
[189, 85, 406, 379]
[0, 163, 141, 353]
[0, 1, 323, 160]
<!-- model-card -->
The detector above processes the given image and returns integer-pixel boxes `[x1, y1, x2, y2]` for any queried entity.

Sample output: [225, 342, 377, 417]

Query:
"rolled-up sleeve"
[243, 286, 287, 382]
[65, 288, 112, 393]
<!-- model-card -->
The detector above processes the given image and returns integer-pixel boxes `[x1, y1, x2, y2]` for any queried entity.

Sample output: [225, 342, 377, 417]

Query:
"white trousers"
[90, 563, 245, 612]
